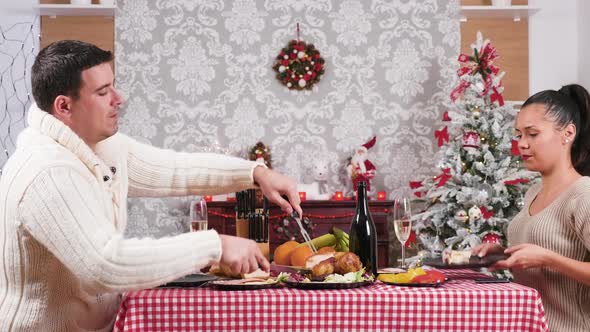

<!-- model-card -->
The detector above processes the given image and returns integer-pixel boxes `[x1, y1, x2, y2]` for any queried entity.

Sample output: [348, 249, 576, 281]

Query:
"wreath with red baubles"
[272, 39, 325, 90]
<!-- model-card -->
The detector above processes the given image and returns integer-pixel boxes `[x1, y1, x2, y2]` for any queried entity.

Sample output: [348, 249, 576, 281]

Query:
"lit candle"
[299, 192, 306, 202]
[377, 191, 387, 201]
[204, 195, 213, 202]
[334, 191, 344, 201]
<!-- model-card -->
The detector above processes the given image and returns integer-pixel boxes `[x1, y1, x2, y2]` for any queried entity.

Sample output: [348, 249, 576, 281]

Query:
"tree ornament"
[516, 195, 525, 209]
[482, 232, 502, 244]
[272, 23, 325, 91]
[475, 182, 494, 204]
[472, 106, 481, 119]
[462, 131, 481, 150]
[454, 210, 468, 222]
[468, 205, 482, 223]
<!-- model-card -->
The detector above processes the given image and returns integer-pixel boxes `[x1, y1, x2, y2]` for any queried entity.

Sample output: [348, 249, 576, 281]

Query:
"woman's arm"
[494, 244, 590, 286]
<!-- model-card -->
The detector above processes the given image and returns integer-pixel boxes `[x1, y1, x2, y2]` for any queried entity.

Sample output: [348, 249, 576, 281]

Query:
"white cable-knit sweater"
[0, 105, 261, 331]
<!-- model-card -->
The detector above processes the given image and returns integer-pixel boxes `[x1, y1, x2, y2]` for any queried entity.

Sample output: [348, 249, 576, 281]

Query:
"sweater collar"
[27, 103, 101, 171]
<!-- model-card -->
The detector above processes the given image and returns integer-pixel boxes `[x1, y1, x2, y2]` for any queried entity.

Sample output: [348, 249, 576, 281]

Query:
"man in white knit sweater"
[0, 40, 302, 331]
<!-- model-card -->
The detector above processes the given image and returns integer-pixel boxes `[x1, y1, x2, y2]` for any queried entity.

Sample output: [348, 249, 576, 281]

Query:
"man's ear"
[52, 95, 72, 122]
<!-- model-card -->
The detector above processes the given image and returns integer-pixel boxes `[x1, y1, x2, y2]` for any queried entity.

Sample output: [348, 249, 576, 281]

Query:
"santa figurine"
[348, 136, 377, 192]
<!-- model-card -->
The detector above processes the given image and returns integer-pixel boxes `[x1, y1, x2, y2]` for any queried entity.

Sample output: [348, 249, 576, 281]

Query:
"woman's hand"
[471, 242, 504, 257]
[493, 243, 554, 270]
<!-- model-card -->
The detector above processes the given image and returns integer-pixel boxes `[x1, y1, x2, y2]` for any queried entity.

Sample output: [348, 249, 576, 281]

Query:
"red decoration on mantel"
[299, 192, 307, 202]
[204, 195, 213, 202]
[333, 191, 344, 201]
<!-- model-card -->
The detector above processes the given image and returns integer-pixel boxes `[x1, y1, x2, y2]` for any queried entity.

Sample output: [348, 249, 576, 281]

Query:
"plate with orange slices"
[378, 268, 446, 288]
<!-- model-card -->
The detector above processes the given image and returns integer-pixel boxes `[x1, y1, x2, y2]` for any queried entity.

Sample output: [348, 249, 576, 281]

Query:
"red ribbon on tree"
[450, 80, 471, 102]
[442, 111, 452, 122]
[490, 86, 505, 106]
[434, 168, 452, 187]
[504, 178, 530, 186]
[511, 139, 520, 156]
[405, 230, 417, 248]
[435, 126, 450, 147]
[409, 181, 425, 198]
[480, 206, 494, 219]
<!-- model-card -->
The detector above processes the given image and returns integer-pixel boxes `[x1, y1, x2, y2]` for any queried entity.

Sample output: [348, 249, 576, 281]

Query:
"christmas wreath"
[272, 39, 325, 90]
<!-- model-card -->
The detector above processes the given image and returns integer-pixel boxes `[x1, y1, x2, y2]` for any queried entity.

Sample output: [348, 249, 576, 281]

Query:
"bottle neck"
[356, 182, 370, 214]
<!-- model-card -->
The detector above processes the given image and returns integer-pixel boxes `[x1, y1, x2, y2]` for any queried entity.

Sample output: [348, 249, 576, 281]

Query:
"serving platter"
[423, 254, 507, 269]
[209, 279, 281, 291]
[283, 280, 372, 290]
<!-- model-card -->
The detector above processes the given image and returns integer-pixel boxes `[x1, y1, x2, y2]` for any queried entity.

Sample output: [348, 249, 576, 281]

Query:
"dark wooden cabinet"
[207, 200, 393, 268]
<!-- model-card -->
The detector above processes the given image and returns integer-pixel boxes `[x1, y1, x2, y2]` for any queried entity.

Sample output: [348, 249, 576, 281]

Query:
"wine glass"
[393, 196, 412, 269]
[190, 197, 208, 232]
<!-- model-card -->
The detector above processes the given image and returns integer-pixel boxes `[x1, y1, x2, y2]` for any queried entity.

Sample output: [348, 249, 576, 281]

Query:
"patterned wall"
[115, 0, 460, 237]
[0, 15, 39, 176]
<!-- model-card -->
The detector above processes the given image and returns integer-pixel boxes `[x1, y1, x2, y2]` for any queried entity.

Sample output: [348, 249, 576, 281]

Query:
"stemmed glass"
[393, 196, 412, 269]
[190, 197, 208, 232]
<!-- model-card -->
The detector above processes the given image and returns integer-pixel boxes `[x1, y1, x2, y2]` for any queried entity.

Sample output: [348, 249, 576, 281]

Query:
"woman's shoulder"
[561, 177, 590, 213]
[569, 176, 590, 196]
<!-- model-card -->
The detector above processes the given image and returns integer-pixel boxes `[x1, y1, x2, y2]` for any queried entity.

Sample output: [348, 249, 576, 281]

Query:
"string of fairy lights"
[0, 15, 39, 176]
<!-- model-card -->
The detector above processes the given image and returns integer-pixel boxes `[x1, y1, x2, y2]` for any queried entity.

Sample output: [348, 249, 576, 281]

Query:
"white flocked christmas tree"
[410, 32, 537, 261]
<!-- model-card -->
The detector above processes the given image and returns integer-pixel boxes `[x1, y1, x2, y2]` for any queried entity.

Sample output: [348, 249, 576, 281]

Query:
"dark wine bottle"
[349, 181, 378, 276]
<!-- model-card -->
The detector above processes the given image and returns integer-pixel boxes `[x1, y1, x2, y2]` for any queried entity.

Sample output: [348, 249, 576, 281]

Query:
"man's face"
[68, 62, 123, 147]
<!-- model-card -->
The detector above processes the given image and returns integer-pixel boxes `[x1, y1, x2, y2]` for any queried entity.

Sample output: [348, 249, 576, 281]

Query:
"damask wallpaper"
[115, 0, 460, 238]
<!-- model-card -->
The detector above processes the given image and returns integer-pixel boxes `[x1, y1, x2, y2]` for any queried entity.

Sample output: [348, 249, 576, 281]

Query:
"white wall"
[529, 0, 578, 94]
[579, 0, 590, 90]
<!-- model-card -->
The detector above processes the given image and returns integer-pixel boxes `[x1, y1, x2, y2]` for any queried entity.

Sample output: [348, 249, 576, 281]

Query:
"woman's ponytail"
[558, 84, 590, 176]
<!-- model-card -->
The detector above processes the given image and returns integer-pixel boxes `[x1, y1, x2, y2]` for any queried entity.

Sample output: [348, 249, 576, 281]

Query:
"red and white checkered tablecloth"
[113, 270, 548, 332]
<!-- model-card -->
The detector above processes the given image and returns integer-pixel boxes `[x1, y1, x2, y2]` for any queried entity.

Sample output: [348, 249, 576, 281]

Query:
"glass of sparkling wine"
[190, 197, 208, 232]
[393, 197, 412, 269]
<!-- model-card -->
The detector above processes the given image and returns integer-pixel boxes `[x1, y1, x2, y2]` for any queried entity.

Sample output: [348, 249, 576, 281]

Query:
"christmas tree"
[410, 32, 537, 259]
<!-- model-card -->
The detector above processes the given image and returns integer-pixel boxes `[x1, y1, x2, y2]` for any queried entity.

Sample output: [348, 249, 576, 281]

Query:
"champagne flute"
[190, 197, 208, 232]
[393, 197, 412, 269]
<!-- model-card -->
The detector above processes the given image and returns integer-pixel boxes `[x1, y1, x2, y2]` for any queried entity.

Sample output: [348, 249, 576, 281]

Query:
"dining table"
[113, 269, 548, 331]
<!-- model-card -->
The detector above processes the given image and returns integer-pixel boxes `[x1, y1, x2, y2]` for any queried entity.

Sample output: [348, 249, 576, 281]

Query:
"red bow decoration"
[434, 168, 452, 188]
[409, 181, 426, 198]
[404, 229, 417, 248]
[458, 42, 500, 80]
[480, 206, 495, 219]
[435, 126, 449, 147]
[442, 111, 451, 122]
[490, 86, 504, 106]
[504, 178, 530, 186]
[511, 139, 520, 156]
[450, 80, 471, 102]
[453, 40, 501, 100]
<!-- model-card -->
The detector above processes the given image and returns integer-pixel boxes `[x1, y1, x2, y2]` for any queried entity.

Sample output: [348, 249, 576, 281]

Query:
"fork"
[291, 211, 317, 253]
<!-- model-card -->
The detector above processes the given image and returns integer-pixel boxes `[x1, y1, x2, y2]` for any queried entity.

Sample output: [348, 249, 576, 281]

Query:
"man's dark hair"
[32, 40, 113, 113]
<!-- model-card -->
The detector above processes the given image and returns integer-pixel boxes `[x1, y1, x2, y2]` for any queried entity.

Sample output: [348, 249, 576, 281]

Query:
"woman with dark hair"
[474, 84, 590, 331]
